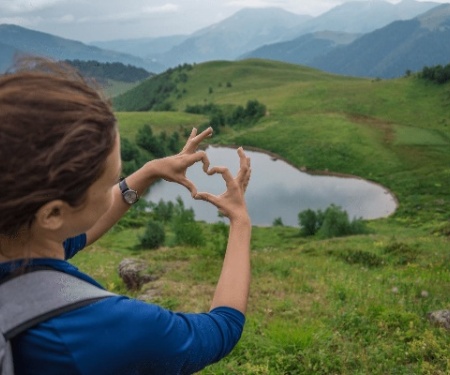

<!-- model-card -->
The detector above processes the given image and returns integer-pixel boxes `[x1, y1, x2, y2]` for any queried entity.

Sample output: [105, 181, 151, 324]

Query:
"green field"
[72, 59, 450, 374]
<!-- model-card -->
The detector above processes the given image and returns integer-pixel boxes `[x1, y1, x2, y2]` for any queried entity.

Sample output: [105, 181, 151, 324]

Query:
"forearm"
[210, 214, 252, 314]
[85, 160, 163, 246]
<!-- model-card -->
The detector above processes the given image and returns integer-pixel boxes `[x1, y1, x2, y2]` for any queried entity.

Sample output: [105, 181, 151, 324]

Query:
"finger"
[184, 150, 210, 171]
[188, 127, 198, 140]
[236, 149, 251, 182]
[178, 177, 198, 198]
[194, 192, 218, 206]
[195, 126, 213, 140]
[191, 127, 213, 146]
[207, 166, 235, 187]
[181, 128, 199, 152]
[182, 127, 213, 153]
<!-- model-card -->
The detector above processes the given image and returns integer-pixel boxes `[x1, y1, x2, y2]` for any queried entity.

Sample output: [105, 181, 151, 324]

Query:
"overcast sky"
[1, 0, 449, 42]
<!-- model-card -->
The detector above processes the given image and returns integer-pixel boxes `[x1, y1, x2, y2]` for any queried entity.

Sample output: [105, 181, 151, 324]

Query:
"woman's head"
[0, 58, 118, 237]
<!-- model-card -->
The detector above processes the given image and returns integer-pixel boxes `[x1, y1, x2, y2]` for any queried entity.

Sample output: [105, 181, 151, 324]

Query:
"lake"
[145, 146, 397, 226]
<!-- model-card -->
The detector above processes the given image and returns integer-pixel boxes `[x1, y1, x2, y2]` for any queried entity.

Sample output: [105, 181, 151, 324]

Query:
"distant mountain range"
[282, 0, 439, 37]
[0, 24, 163, 73]
[311, 4, 450, 78]
[149, 0, 439, 66]
[91, 35, 189, 60]
[240, 31, 361, 66]
[243, 2, 450, 78]
[1, 0, 449, 78]
[151, 7, 311, 67]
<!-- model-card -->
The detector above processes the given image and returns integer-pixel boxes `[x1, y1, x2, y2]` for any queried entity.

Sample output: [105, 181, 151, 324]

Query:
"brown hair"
[0, 57, 117, 237]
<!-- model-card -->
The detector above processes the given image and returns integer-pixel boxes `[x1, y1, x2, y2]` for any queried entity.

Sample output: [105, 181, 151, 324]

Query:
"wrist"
[143, 159, 165, 182]
[229, 212, 251, 226]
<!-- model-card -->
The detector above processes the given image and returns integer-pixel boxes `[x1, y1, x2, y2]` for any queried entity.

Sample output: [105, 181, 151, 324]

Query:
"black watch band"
[119, 178, 139, 205]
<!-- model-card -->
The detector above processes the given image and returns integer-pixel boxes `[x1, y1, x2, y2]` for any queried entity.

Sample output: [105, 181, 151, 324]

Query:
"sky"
[1, 0, 449, 43]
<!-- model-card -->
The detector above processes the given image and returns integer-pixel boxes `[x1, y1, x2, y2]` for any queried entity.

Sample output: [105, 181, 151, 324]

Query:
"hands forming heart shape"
[158, 127, 251, 222]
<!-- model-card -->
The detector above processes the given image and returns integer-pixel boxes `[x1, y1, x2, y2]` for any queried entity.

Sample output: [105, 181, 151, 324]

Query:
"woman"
[0, 58, 251, 374]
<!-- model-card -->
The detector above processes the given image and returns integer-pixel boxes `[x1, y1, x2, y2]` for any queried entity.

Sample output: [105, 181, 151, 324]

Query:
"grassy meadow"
[71, 60, 450, 374]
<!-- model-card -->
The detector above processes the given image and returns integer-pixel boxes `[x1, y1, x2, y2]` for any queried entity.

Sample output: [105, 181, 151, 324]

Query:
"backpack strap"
[0, 270, 116, 340]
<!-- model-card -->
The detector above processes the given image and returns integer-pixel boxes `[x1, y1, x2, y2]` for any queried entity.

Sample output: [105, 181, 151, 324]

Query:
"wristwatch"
[119, 178, 139, 205]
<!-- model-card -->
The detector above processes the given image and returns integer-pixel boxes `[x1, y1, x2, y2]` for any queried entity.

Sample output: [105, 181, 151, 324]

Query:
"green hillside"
[115, 59, 450, 222]
[74, 59, 450, 374]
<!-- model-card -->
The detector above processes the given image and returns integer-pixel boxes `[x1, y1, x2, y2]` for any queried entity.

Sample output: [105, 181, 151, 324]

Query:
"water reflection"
[145, 146, 397, 226]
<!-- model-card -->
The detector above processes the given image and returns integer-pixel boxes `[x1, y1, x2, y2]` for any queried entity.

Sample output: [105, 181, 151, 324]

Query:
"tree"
[298, 205, 367, 238]
[168, 132, 180, 154]
[298, 209, 319, 236]
[273, 217, 284, 226]
[317, 204, 367, 239]
[151, 199, 174, 223]
[171, 197, 205, 247]
[121, 137, 141, 162]
[135, 124, 165, 158]
[317, 205, 352, 238]
[139, 220, 165, 249]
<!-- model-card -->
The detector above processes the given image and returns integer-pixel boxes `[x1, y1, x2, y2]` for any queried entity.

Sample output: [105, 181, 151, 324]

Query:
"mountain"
[0, 24, 164, 73]
[90, 35, 188, 59]
[155, 8, 312, 67]
[284, 0, 440, 38]
[155, 1, 438, 69]
[241, 31, 360, 65]
[0, 41, 21, 72]
[310, 4, 450, 78]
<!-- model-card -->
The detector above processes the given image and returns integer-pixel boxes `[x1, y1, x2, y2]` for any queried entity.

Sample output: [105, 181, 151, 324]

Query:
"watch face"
[123, 190, 138, 204]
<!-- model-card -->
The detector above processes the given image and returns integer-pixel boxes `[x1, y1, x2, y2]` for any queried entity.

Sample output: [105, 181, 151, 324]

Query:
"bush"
[318, 205, 353, 238]
[298, 205, 367, 239]
[172, 219, 205, 247]
[209, 221, 228, 257]
[171, 197, 205, 247]
[139, 220, 165, 249]
[272, 217, 284, 226]
[298, 209, 319, 236]
[151, 199, 175, 223]
[339, 249, 384, 268]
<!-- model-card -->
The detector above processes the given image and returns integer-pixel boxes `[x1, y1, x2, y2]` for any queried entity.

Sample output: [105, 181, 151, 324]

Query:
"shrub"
[318, 205, 353, 238]
[139, 220, 165, 249]
[172, 219, 205, 247]
[171, 197, 205, 247]
[272, 217, 284, 226]
[298, 205, 367, 239]
[339, 249, 384, 268]
[298, 209, 319, 236]
[151, 199, 175, 223]
[209, 221, 228, 257]
[383, 240, 419, 265]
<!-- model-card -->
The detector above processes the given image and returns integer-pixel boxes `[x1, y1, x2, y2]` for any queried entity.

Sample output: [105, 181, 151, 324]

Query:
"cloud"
[77, 3, 179, 23]
[0, 0, 67, 13]
[225, 0, 282, 8]
[142, 4, 179, 14]
[224, 0, 341, 15]
[56, 14, 75, 23]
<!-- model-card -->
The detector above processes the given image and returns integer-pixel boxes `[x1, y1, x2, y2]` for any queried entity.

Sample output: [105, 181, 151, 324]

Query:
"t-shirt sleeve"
[63, 233, 87, 259]
[53, 297, 246, 374]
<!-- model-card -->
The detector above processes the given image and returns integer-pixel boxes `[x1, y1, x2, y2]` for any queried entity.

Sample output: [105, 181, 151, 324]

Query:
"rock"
[118, 258, 158, 291]
[427, 310, 450, 330]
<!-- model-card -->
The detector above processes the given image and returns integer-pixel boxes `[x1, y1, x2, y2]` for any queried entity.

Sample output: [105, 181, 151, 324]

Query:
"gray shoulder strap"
[0, 270, 115, 339]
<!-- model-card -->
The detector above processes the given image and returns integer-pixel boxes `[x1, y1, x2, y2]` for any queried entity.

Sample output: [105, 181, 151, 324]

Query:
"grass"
[115, 111, 208, 140]
[71, 59, 450, 374]
[71, 221, 450, 374]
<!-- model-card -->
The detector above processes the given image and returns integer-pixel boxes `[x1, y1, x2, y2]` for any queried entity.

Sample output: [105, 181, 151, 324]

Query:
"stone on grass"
[118, 258, 158, 291]
[427, 310, 450, 330]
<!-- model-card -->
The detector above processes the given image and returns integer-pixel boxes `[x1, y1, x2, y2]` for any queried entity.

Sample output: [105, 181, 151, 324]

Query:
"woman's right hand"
[194, 147, 251, 222]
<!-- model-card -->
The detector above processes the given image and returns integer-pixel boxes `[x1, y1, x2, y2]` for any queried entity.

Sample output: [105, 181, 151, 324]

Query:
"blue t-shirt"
[0, 234, 245, 375]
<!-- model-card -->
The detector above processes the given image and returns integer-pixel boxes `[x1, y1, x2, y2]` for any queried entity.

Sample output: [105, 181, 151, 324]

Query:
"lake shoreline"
[202, 143, 399, 217]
